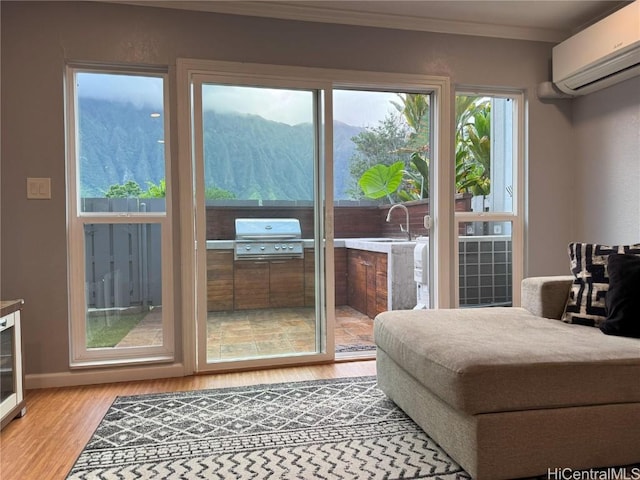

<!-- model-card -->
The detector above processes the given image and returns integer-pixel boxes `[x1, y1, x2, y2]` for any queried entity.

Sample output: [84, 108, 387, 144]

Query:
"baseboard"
[25, 363, 187, 389]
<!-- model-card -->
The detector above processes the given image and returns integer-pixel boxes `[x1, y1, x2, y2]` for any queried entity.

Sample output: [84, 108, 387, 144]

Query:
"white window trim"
[65, 65, 175, 367]
[453, 88, 526, 307]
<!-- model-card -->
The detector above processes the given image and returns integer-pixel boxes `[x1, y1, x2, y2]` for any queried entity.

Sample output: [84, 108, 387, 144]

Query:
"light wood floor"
[0, 360, 376, 479]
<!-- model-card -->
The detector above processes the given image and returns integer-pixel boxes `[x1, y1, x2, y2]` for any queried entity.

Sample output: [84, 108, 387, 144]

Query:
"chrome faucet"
[386, 204, 411, 240]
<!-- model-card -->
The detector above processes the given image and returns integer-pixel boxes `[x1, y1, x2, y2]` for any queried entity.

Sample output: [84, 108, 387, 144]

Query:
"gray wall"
[2, 1, 580, 376]
[571, 77, 640, 245]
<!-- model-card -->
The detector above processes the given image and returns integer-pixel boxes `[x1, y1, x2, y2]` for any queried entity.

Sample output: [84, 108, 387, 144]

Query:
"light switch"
[27, 177, 51, 199]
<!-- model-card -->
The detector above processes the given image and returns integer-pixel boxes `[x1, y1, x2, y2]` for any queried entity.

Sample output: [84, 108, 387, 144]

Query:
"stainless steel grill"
[234, 218, 304, 260]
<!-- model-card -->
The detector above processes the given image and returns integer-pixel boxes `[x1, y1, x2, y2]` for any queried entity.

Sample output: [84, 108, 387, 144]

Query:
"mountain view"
[78, 98, 364, 200]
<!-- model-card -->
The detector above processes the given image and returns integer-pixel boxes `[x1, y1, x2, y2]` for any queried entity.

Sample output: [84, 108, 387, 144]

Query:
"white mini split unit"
[552, 0, 640, 96]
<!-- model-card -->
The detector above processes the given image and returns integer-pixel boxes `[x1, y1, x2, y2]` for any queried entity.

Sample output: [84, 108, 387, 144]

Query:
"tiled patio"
[206, 305, 375, 361]
[115, 305, 375, 361]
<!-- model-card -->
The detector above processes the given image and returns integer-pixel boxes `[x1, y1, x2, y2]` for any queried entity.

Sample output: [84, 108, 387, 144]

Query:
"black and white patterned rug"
[66, 376, 471, 479]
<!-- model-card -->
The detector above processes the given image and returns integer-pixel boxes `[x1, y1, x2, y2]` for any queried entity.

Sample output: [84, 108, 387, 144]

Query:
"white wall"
[572, 77, 640, 245]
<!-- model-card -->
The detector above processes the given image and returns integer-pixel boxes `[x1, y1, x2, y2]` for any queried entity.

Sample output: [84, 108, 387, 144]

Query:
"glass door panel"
[195, 82, 325, 368]
[332, 89, 433, 357]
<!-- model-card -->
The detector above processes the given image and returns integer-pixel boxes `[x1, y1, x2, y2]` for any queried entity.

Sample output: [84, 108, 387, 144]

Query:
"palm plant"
[455, 96, 491, 197]
[392, 94, 430, 200]
[356, 93, 492, 204]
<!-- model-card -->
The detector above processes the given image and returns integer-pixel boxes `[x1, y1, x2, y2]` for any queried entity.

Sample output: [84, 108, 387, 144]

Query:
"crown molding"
[116, 1, 566, 43]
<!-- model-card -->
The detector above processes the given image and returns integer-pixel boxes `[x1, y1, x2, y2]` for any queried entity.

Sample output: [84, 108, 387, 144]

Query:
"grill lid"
[234, 218, 303, 260]
[235, 218, 302, 240]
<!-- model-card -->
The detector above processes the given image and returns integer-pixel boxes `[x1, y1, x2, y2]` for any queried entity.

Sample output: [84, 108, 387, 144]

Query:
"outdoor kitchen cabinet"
[269, 259, 304, 307]
[347, 249, 387, 318]
[234, 259, 304, 310]
[304, 247, 348, 307]
[207, 250, 234, 312]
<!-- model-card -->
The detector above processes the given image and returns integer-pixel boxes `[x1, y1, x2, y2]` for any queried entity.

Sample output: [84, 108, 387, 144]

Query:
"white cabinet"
[0, 299, 26, 430]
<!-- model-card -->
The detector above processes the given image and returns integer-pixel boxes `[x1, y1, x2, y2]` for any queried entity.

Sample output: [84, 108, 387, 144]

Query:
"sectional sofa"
[375, 275, 640, 479]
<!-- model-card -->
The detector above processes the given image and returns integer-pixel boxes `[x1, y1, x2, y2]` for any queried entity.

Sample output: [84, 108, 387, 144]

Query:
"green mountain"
[78, 98, 363, 200]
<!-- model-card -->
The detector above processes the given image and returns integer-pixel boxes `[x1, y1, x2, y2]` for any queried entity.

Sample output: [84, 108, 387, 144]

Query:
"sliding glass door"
[191, 76, 329, 371]
[178, 59, 523, 374]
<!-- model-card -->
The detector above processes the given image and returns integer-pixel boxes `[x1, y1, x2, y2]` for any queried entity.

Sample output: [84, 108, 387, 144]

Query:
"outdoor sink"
[368, 238, 411, 243]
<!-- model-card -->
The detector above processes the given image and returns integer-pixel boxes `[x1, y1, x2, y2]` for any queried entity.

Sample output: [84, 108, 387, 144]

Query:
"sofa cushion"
[374, 307, 640, 415]
[600, 254, 640, 338]
[562, 242, 640, 327]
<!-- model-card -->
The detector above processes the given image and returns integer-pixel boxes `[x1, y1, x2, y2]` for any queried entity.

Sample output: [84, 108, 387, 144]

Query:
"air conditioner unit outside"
[552, 0, 640, 96]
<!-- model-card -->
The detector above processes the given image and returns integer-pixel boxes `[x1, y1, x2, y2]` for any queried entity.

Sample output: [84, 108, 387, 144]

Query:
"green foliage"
[358, 161, 405, 202]
[347, 114, 411, 199]
[205, 186, 237, 199]
[393, 94, 431, 200]
[140, 179, 166, 198]
[104, 180, 143, 198]
[353, 93, 493, 204]
[86, 311, 146, 348]
[455, 96, 491, 196]
[397, 152, 430, 201]
[392, 93, 430, 150]
[105, 179, 166, 199]
[349, 93, 432, 202]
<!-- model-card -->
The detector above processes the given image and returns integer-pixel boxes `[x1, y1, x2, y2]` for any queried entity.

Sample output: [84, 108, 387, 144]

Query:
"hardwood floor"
[0, 360, 376, 479]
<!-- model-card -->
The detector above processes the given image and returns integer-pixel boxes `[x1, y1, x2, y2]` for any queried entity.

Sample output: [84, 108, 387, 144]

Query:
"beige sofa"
[374, 276, 640, 480]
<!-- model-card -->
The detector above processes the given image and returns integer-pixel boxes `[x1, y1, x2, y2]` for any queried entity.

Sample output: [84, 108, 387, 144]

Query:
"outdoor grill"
[234, 218, 304, 260]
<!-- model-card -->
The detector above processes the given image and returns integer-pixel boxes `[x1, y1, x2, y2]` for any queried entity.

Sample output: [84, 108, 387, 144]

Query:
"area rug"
[66, 376, 471, 479]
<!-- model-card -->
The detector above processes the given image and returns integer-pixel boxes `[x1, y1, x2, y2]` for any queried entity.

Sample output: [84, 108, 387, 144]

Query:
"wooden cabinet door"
[207, 250, 234, 311]
[234, 261, 269, 310]
[334, 247, 348, 306]
[305, 247, 348, 307]
[347, 249, 388, 318]
[375, 253, 388, 316]
[270, 259, 304, 307]
[365, 252, 377, 318]
[347, 250, 368, 314]
[304, 249, 315, 307]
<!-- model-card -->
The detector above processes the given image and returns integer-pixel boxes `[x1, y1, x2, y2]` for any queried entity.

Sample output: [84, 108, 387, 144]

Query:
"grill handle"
[238, 235, 299, 240]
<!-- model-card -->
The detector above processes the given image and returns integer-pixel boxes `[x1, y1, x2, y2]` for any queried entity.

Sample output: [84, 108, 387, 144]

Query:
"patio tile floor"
[116, 305, 375, 361]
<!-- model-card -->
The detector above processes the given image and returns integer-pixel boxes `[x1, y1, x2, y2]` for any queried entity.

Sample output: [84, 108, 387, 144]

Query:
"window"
[454, 92, 524, 307]
[66, 68, 173, 366]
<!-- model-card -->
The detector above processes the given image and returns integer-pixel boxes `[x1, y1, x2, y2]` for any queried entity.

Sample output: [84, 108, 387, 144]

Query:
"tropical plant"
[455, 96, 491, 197]
[389, 93, 492, 200]
[347, 114, 411, 199]
[392, 94, 431, 200]
[140, 179, 166, 198]
[358, 161, 404, 203]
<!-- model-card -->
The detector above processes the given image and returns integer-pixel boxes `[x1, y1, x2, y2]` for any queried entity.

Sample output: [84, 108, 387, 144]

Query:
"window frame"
[65, 65, 175, 367]
[176, 59, 453, 372]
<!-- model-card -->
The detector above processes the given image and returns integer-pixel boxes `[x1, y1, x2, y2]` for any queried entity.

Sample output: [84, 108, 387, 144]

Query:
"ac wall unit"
[552, 0, 640, 96]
